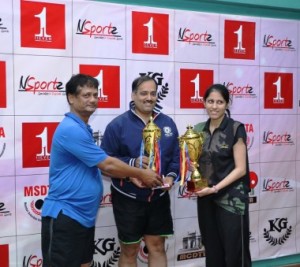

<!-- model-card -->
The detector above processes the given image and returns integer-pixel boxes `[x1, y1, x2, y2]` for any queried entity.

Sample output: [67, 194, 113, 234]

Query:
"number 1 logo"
[22, 122, 59, 168]
[224, 20, 255, 60]
[21, 1, 65, 49]
[132, 11, 169, 55]
[180, 69, 214, 109]
[264, 72, 293, 109]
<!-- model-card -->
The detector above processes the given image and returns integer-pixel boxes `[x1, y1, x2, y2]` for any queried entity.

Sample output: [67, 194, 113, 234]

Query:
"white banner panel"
[14, 55, 71, 116]
[174, 10, 219, 64]
[258, 207, 297, 259]
[0, 0, 13, 54]
[260, 18, 298, 67]
[73, 1, 126, 59]
[219, 15, 260, 66]
[0, 177, 16, 236]
[125, 5, 175, 61]
[13, 0, 72, 57]
[0, 0, 299, 266]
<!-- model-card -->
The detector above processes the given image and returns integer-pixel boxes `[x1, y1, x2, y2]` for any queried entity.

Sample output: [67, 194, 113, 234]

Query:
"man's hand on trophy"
[152, 176, 173, 190]
[139, 168, 163, 188]
[162, 176, 174, 191]
[135, 156, 149, 169]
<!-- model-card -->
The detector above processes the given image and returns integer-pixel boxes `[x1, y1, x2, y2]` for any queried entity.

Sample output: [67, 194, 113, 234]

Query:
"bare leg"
[118, 241, 140, 267]
[81, 262, 90, 267]
[144, 235, 167, 267]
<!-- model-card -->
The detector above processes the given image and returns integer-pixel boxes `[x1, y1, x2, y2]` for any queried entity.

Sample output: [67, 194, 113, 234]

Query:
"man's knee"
[120, 243, 140, 258]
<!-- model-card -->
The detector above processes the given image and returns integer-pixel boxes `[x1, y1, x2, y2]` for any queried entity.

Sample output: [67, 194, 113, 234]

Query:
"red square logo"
[79, 65, 120, 108]
[0, 61, 6, 108]
[180, 69, 214, 108]
[0, 244, 9, 267]
[22, 122, 59, 168]
[21, 1, 66, 49]
[224, 20, 255, 60]
[264, 72, 293, 109]
[132, 11, 169, 55]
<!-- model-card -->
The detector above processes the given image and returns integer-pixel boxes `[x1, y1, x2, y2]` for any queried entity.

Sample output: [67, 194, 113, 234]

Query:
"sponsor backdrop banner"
[0, 0, 299, 266]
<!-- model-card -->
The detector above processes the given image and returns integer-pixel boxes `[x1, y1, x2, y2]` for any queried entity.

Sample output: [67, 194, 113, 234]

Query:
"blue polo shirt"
[42, 112, 108, 227]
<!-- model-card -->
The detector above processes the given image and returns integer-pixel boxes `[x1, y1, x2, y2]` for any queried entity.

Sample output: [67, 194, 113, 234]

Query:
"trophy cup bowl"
[142, 117, 161, 172]
[179, 125, 207, 192]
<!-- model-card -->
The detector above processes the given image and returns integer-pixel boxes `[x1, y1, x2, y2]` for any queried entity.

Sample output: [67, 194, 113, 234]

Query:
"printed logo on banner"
[224, 81, 257, 99]
[0, 61, 7, 108]
[132, 11, 169, 55]
[23, 255, 43, 267]
[91, 237, 120, 266]
[23, 184, 49, 221]
[249, 231, 257, 243]
[138, 238, 169, 264]
[18, 74, 65, 95]
[224, 20, 256, 60]
[20, 1, 65, 49]
[177, 231, 205, 261]
[100, 192, 112, 208]
[76, 19, 123, 41]
[0, 126, 6, 158]
[244, 123, 255, 151]
[79, 65, 120, 108]
[177, 185, 197, 199]
[0, 244, 9, 267]
[263, 218, 292, 246]
[249, 171, 258, 204]
[264, 73, 293, 109]
[180, 69, 214, 109]
[0, 202, 12, 216]
[262, 177, 293, 193]
[263, 33, 295, 52]
[177, 26, 216, 47]
[22, 122, 59, 168]
[0, 17, 9, 33]
[262, 130, 294, 146]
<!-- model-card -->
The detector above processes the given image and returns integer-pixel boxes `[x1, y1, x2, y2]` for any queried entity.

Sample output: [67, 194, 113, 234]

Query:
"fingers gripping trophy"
[179, 125, 207, 192]
[142, 116, 161, 174]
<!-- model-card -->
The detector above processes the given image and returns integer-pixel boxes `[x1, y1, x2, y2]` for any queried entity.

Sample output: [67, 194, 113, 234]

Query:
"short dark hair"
[65, 74, 99, 104]
[131, 75, 158, 93]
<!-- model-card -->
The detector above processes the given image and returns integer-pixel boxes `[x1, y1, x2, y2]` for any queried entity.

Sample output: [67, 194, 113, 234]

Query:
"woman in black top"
[194, 84, 251, 267]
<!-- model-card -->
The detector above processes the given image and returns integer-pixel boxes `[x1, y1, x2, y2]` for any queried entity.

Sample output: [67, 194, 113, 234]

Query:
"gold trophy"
[142, 116, 161, 173]
[179, 125, 207, 192]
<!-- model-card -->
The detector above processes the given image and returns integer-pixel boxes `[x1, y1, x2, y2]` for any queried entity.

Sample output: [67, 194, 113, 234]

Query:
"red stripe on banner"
[0, 61, 7, 108]
[0, 244, 9, 267]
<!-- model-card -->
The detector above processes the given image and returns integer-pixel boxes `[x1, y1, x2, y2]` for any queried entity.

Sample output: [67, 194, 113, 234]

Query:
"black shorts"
[41, 212, 95, 267]
[111, 187, 174, 243]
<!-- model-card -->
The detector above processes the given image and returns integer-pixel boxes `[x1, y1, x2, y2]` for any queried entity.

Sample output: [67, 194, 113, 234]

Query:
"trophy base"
[187, 179, 208, 192]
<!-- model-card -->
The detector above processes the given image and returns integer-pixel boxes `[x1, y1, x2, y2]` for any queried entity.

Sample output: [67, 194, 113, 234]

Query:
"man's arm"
[100, 121, 135, 165]
[97, 156, 162, 188]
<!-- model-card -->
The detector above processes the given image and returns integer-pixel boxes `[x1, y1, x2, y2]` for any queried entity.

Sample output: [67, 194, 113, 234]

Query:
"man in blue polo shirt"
[41, 74, 162, 267]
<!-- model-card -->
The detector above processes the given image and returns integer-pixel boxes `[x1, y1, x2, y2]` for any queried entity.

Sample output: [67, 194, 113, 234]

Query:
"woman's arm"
[196, 137, 247, 196]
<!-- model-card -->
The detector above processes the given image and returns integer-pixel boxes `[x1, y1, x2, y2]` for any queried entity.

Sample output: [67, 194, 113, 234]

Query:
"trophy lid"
[143, 116, 161, 138]
[180, 125, 200, 139]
